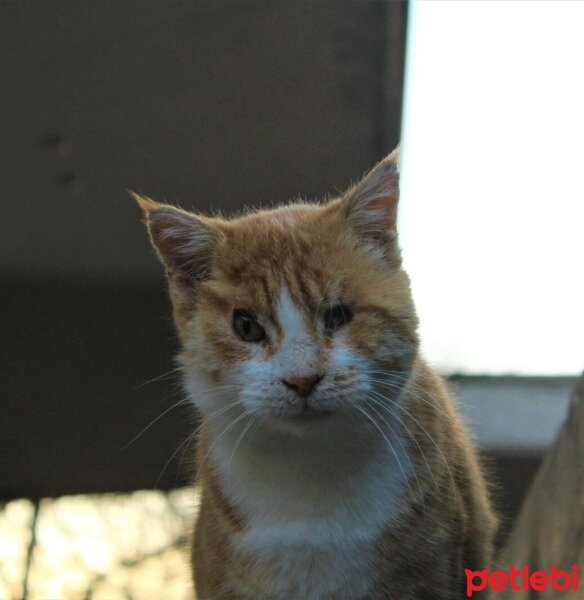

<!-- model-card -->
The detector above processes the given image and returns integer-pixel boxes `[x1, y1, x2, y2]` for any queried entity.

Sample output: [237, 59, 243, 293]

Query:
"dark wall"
[1, 1, 408, 499]
[1, 0, 406, 282]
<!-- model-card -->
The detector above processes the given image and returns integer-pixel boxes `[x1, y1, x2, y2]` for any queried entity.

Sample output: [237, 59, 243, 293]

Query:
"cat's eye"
[233, 309, 266, 343]
[323, 304, 353, 331]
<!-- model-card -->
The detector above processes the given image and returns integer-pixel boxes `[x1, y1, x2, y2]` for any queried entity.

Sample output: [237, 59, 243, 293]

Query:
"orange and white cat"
[135, 147, 496, 599]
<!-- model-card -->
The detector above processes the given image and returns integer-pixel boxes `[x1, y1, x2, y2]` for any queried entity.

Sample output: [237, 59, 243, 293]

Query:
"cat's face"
[137, 150, 419, 435]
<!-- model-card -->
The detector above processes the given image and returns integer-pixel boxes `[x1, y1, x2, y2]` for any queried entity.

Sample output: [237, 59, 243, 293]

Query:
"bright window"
[400, 0, 584, 375]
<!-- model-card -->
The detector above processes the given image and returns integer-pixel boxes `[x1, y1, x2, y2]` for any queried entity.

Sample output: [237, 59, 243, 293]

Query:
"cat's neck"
[201, 402, 410, 526]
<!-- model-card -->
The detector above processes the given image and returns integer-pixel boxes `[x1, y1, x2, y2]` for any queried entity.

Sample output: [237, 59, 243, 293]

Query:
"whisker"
[362, 397, 426, 505]
[174, 400, 244, 484]
[122, 398, 191, 451]
[366, 374, 453, 421]
[133, 366, 182, 390]
[189, 398, 244, 438]
[364, 372, 456, 490]
[366, 392, 439, 492]
[175, 431, 198, 486]
[199, 409, 254, 471]
[154, 430, 196, 489]
[227, 415, 258, 490]
[122, 384, 239, 450]
[391, 398, 456, 494]
[350, 403, 411, 490]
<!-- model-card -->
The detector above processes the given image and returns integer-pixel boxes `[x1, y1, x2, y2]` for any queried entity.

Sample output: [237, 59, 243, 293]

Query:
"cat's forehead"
[206, 204, 388, 322]
[213, 248, 330, 324]
[217, 205, 331, 283]
[205, 204, 345, 317]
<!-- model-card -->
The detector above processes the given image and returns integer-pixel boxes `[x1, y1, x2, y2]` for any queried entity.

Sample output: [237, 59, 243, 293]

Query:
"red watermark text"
[465, 565, 580, 597]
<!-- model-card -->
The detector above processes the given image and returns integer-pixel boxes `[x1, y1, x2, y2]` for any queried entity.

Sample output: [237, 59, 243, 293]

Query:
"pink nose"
[282, 373, 324, 397]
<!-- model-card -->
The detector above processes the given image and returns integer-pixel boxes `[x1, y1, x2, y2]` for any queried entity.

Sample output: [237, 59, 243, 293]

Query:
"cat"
[134, 146, 497, 599]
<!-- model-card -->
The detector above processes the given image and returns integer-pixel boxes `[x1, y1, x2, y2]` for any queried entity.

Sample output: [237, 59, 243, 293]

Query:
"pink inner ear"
[347, 160, 399, 245]
[147, 207, 213, 283]
[368, 193, 398, 235]
[148, 209, 189, 259]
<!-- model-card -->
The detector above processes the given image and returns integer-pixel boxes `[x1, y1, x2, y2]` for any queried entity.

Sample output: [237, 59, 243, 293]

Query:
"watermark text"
[465, 565, 580, 597]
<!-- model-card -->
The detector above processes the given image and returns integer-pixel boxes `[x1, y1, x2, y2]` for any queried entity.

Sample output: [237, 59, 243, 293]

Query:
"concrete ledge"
[452, 376, 579, 453]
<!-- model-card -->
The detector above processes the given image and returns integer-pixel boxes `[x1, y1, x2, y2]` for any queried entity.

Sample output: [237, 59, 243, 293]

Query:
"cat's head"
[136, 148, 419, 436]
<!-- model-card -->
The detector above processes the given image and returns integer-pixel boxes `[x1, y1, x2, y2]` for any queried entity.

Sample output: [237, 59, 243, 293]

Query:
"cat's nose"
[282, 373, 324, 397]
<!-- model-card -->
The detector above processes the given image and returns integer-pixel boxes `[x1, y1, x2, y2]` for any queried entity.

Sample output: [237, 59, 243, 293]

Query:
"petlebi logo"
[465, 565, 580, 597]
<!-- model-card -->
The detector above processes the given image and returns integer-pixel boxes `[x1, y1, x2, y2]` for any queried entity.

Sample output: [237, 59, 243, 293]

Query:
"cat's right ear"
[340, 146, 400, 249]
[131, 192, 215, 285]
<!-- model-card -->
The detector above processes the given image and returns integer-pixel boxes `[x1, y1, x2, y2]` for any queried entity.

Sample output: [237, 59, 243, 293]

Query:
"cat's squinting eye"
[233, 309, 266, 343]
[323, 304, 353, 331]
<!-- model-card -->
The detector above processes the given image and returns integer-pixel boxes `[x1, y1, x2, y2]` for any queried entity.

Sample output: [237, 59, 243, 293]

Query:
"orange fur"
[136, 148, 497, 599]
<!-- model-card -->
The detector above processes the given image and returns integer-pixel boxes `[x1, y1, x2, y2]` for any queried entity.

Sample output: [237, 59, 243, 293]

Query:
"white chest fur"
[211, 418, 409, 599]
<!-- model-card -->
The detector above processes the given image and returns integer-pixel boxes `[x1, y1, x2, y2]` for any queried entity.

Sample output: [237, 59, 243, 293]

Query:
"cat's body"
[136, 148, 496, 599]
[193, 360, 493, 600]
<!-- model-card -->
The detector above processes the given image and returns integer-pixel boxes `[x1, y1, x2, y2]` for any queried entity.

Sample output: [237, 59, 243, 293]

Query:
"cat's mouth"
[284, 404, 334, 422]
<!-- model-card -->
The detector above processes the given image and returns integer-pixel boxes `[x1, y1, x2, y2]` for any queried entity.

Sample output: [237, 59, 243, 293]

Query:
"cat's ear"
[132, 192, 215, 285]
[341, 146, 400, 247]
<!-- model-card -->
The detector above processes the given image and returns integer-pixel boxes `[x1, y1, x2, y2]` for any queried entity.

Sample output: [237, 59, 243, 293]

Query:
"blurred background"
[1, 1, 582, 598]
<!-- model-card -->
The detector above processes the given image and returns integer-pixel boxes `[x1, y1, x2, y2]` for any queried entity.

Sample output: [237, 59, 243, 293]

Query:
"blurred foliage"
[0, 489, 197, 600]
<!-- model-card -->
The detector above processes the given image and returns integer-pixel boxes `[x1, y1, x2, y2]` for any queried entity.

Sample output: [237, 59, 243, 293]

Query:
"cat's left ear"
[341, 145, 400, 247]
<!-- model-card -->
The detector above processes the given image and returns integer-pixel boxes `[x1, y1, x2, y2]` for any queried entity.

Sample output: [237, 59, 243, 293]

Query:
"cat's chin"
[283, 406, 334, 422]
[264, 406, 344, 437]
